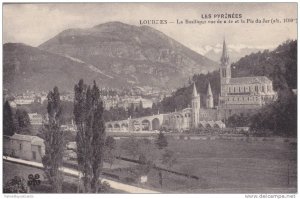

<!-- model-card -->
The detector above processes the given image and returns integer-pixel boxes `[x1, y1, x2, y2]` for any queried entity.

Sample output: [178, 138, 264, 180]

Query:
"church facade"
[161, 82, 224, 130]
[217, 40, 277, 119]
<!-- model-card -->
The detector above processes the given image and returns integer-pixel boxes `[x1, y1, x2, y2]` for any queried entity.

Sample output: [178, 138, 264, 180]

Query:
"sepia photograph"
[2, 2, 297, 196]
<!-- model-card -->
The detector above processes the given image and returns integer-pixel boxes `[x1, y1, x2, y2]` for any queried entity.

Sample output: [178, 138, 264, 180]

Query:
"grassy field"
[115, 138, 297, 193]
[3, 137, 297, 193]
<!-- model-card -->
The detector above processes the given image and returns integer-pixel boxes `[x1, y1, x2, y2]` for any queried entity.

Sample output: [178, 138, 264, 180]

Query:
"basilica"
[217, 39, 277, 118]
[106, 39, 277, 132]
[161, 39, 277, 130]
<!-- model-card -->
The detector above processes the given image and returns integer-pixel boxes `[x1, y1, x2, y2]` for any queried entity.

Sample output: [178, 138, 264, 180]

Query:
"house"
[4, 134, 45, 162]
[28, 113, 43, 126]
[14, 95, 36, 105]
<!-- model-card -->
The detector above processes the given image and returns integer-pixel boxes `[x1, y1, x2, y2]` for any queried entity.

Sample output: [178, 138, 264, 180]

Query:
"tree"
[155, 131, 168, 150]
[15, 109, 32, 134]
[136, 138, 160, 176]
[3, 101, 15, 136]
[104, 136, 116, 168]
[250, 89, 297, 137]
[162, 149, 177, 168]
[42, 86, 64, 193]
[227, 114, 251, 127]
[105, 136, 116, 151]
[73, 80, 106, 193]
[152, 103, 159, 115]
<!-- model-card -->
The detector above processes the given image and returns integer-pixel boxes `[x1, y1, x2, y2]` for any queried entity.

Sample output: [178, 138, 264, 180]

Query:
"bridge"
[105, 111, 226, 133]
[106, 114, 165, 133]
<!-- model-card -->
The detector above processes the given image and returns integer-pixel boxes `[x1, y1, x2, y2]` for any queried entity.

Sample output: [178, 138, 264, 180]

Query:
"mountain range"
[4, 22, 219, 93]
[198, 44, 275, 62]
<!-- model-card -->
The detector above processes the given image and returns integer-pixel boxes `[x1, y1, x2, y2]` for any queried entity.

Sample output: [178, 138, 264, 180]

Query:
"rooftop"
[10, 134, 44, 145]
[229, 76, 272, 85]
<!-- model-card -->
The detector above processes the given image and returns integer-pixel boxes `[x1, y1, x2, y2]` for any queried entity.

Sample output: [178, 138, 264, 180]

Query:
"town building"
[4, 134, 45, 162]
[61, 120, 77, 132]
[28, 113, 43, 126]
[102, 95, 154, 110]
[14, 95, 36, 105]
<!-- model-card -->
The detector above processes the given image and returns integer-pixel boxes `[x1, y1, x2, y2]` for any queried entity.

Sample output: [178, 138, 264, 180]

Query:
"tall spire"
[220, 38, 229, 65]
[207, 82, 212, 96]
[192, 82, 199, 97]
[206, 82, 214, 108]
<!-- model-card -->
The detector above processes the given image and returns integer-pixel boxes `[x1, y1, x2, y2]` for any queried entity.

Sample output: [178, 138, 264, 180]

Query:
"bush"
[123, 177, 136, 184]
[4, 176, 29, 193]
[97, 181, 111, 193]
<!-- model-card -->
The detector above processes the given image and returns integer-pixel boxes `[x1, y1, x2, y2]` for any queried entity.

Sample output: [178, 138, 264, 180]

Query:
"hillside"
[3, 43, 117, 93]
[232, 40, 297, 90]
[39, 21, 218, 89]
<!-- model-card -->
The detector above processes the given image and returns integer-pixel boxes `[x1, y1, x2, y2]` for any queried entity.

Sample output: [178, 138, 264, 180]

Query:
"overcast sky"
[3, 3, 297, 54]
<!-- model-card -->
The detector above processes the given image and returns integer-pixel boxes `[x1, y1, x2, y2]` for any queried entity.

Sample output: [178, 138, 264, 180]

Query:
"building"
[28, 113, 43, 126]
[106, 83, 225, 133]
[61, 120, 77, 132]
[8, 100, 17, 108]
[4, 134, 45, 162]
[218, 39, 277, 118]
[14, 96, 35, 105]
[105, 39, 277, 133]
[103, 95, 154, 110]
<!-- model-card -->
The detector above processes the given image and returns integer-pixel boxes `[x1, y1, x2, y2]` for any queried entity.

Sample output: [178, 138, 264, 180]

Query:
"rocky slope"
[39, 22, 218, 89]
[4, 22, 218, 93]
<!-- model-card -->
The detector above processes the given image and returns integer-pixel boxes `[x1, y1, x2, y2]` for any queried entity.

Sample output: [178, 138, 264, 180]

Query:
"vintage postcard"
[2, 2, 297, 196]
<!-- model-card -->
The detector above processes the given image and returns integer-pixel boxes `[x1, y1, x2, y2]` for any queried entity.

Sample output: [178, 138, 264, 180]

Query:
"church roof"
[228, 76, 272, 85]
[192, 82, 199, 97]
[220, 39, 230, 64]
[207, 82, 213, 96]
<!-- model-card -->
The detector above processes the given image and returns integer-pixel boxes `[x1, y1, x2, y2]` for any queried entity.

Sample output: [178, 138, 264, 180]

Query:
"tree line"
[3, 101, 32, 136]
[4, 80, 108, 193]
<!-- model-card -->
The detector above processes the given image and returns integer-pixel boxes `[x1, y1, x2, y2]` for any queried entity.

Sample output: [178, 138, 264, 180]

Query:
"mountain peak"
[93, 21, 136, 29]
[37, 21, 218, 90]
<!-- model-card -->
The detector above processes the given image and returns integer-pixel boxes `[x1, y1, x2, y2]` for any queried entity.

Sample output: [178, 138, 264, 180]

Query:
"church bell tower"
[220, 39, 231, 97]
[191, 82, 200, 128]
